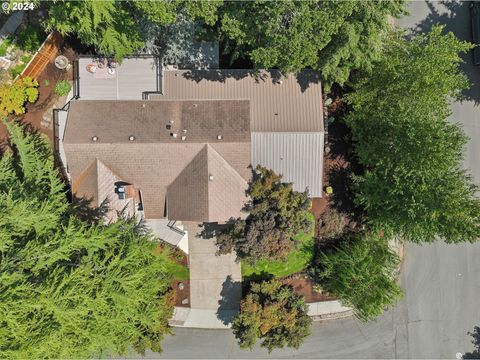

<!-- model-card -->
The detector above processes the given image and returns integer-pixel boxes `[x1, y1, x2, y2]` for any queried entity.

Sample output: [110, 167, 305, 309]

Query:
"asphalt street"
[142, 2, 480, 358]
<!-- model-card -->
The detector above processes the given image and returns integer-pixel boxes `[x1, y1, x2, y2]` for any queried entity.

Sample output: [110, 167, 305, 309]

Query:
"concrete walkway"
[170, 300, 352, 329]
[0, 11, 23, 39]
[171, 222, 241, 329]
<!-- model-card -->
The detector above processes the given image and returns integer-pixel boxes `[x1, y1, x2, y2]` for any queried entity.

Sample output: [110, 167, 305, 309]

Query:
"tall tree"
[217, 0, 406, 89]
[232, 279, 312, 352]
[42, 0, 222, 60]
[0, 77, 38, 116]
[345, 25, 480, 244]
[312, 233, 402, 321]
[0, 121, 174, 358]
[216, 166, 311, 263]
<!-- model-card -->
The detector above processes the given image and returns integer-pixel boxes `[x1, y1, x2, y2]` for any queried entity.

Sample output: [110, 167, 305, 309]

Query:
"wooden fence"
[18, 31, 63, 80]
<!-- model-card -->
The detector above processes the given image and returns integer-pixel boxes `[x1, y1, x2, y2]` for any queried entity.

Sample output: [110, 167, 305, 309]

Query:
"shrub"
[312, 232, 403, 321]
[0, 76, 39, 115]
[20, 54, 31, 63]
[55, 80, 71, 96]
[232, 279, 312, 352]
[0, 37, 12, 56]
[8, 63, 25, 78]
[16, 25, 44, 52]
[319, 209, 347, 239]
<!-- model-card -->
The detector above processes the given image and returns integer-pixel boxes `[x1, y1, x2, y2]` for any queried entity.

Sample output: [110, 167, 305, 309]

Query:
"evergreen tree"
[312, 233, 402, 321]
[42, 0, 223, 61]
[345, 25, 480, 244]
[216, 166, 311, 263]
[232, 279, 312, 352]
[217, 0, 406, 89]
[0, 120, 174, 358]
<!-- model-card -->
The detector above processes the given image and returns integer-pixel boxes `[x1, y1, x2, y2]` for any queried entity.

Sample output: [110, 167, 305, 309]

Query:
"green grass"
[241, 213, 315, 279]
[156, 246, 190, 281]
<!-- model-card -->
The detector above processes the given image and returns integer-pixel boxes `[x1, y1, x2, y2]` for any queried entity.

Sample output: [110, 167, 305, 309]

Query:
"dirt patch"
[0, 43, 75, 142]
[281, 273, 334, 303]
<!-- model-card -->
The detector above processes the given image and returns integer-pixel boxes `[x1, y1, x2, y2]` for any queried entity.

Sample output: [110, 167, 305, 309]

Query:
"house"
[58, 57, 324, 251]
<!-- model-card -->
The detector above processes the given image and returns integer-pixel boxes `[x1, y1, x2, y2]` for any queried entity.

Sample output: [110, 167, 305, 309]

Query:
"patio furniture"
[86, 63, 96, 73]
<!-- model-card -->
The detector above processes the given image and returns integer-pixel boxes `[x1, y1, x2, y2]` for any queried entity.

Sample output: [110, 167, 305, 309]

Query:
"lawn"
[155, 245, 190, 281]
[241, 213, 315, 279]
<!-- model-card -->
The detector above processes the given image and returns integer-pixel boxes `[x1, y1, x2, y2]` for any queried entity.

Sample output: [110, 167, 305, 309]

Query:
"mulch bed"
[281, 274, 334, 303]
[172, 280, 191, 307]
[0, 43, 75, 143]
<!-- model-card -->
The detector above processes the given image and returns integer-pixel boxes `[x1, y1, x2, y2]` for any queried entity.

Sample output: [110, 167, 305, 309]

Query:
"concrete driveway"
[183, 222, 242, 327]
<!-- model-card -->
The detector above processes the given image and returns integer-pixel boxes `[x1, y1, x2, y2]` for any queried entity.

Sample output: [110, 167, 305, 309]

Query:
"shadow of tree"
[216, 275, 242, 326]
[463, 326, 480, 359]
[69, 196, 110, 224]
[198, 222, 231, 239]
[407, 0, 480, 104]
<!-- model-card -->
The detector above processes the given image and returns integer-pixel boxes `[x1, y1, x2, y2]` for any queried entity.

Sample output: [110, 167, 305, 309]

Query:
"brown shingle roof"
[65, 100, 250, 144]
[64, 142, 251, 220]
[167, 144, 248, 222]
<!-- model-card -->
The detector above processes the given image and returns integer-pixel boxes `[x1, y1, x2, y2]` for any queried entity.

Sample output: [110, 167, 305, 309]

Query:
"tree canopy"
[217, 0, 406, 89]
[215, 166, 311, 263]
[232, 279, 312, 352]
[0, 77, 38, 116]
[345, 25, 480, 244]
[312, 233, 402, 321]
[42, 0, 222, 60]
[0, 121, 174, 358]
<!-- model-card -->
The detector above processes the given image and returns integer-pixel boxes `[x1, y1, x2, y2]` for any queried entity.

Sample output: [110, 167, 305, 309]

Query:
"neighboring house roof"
[64, 100, 251, 221]
[153, 69, 324, 196]
[167, 144, 248, 222]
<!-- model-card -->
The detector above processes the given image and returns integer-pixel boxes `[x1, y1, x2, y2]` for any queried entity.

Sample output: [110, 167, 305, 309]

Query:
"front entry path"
[171, 222, 242, 329]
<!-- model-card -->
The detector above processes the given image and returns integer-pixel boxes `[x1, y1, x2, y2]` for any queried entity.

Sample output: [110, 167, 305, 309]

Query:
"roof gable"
[167, 144, 248, 222]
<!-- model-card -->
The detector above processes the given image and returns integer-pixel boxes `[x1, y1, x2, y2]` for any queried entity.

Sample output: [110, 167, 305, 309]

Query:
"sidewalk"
[170, 300, 352, 329]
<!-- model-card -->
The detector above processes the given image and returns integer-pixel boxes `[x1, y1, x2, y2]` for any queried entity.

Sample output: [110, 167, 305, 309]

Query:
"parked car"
[471, 1, 480, 65]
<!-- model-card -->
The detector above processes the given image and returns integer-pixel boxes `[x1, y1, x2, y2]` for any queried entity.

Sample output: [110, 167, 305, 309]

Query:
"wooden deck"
[20, 31, 63, 80]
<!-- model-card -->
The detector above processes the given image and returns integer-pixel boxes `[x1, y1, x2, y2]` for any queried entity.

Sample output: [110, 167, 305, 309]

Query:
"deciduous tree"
[216, 166, 311, 263]
[345, 25, 480, 244]
[0, 77, 38, 116]
[232, 279, 312, 352]
[0, 120, 174, 358]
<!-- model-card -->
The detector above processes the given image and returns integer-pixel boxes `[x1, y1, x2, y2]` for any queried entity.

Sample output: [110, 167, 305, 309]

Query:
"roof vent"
[171, 133, 178, 138]
[209, 174, 214, 181]
[274, 112, 278, 116]
[92, 136, 98, 142]
[166, 124, 171, 130]
[142, 103, 146, 108]
[170, 120, 175, 124]
[181, 135, 186, 141]
[129, 135, 135, 141]
[182, 129, 187, 133]
[217, 134, 223, 140]
[278, 80, 283, 84]
[193, 103, 198, 108]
